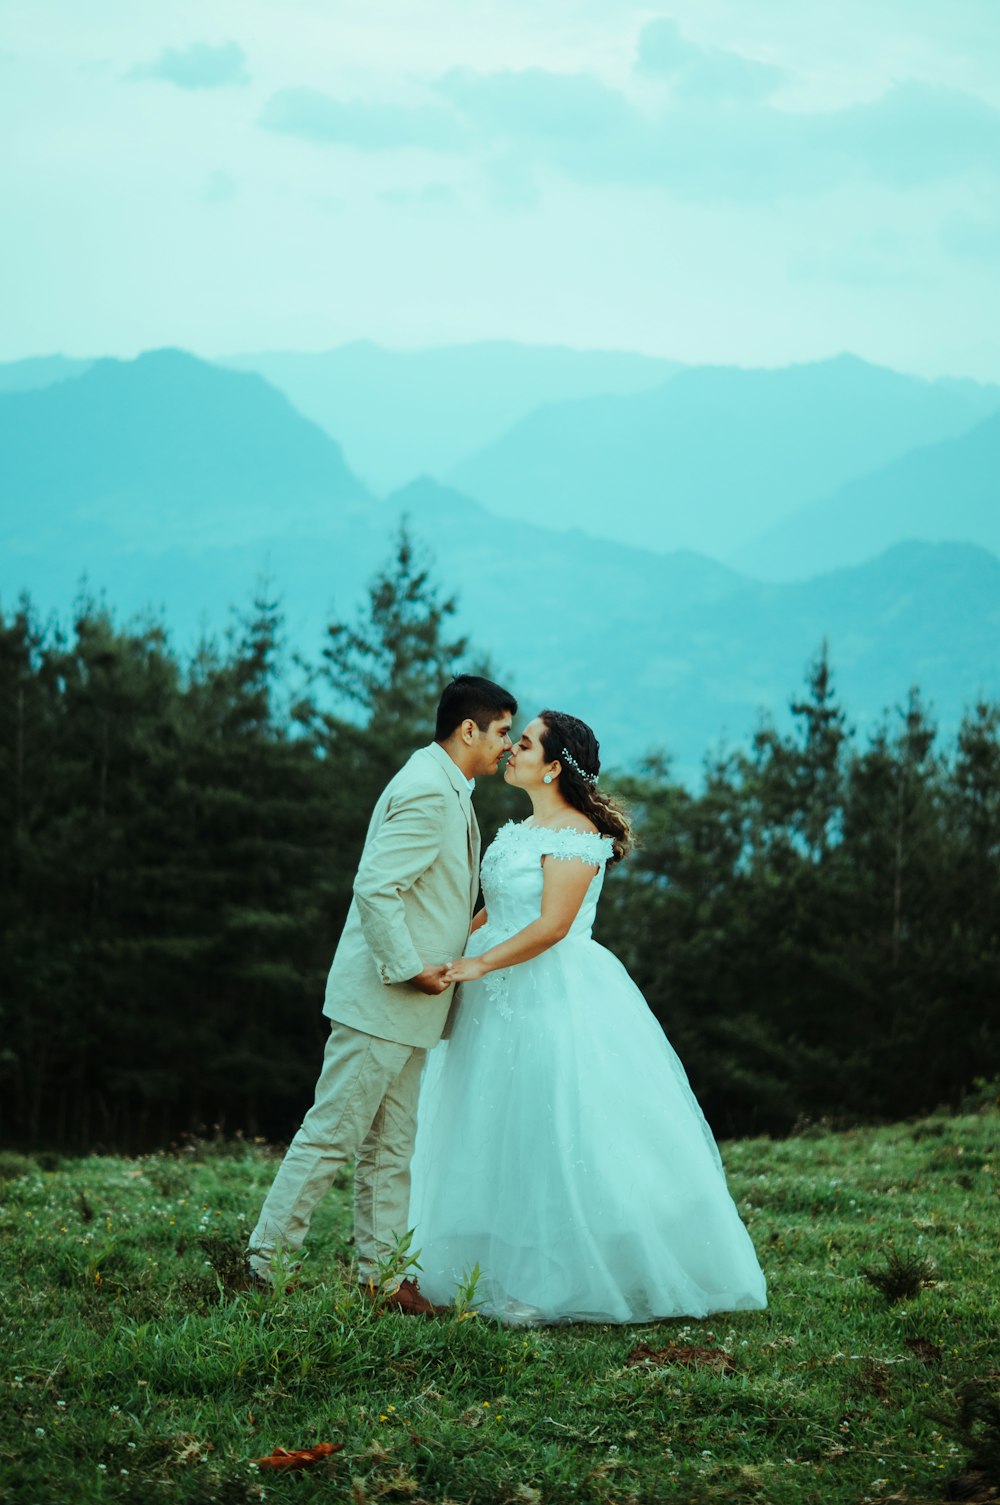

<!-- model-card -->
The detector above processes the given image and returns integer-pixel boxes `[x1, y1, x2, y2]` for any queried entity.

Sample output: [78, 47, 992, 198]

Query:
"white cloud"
[128, 40, 249, 90]
[426, 69, 1000, 203]
[436, 66, 635, 139]
[1, 0, 999, 379]
[635, 18, 785, 104]
[259, 87, 465, 152]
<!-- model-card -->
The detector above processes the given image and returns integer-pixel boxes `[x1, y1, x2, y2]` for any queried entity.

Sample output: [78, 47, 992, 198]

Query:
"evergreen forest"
[1, 529, 998, 1151]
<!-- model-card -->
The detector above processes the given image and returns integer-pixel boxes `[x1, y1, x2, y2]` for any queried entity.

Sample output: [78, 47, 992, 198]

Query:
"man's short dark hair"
[435, 676, 517, 742]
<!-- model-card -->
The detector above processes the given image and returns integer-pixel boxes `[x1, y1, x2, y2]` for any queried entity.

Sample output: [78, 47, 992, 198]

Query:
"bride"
[408, 709, 767, 1325]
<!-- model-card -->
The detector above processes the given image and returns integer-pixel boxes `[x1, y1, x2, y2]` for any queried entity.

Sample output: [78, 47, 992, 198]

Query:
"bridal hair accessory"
[561, 746, 598, 785]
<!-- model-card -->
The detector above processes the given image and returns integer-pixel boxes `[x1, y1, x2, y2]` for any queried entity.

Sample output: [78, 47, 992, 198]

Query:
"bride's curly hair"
[538, 709, 633, 863]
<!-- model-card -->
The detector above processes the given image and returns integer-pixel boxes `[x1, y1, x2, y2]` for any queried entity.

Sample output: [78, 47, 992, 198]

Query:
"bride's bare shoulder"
[529, 813, 600, 837]
[564, 815, 600, 836]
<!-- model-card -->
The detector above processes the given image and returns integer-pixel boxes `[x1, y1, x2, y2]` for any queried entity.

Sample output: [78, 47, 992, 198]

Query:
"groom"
[247, 675, 516, 1311]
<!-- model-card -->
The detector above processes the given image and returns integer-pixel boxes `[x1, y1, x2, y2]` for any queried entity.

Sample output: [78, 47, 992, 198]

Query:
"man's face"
[469, 713, 514, 777]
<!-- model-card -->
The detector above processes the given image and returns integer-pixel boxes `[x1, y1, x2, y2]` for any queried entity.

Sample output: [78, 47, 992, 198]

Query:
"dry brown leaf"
[252, 1442, 343, 1470]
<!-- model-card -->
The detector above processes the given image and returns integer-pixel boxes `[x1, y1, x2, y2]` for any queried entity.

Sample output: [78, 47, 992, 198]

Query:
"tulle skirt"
[408, 934, 767, 1325]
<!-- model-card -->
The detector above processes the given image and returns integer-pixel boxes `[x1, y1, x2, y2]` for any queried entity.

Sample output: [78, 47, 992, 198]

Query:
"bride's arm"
[470, 907, 489, 933]
[445, 858, 597, 982]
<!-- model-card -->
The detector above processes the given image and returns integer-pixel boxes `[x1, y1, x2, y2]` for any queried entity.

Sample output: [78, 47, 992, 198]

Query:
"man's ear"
[460, 717, 478, 745]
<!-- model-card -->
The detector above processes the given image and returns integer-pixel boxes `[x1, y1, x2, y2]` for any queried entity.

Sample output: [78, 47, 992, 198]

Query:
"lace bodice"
[472, 821, 614, 1012]
[481, 820, 613, 935]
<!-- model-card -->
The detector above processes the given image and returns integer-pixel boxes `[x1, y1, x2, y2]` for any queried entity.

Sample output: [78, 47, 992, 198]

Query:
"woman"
[408, 709, 766, 1325]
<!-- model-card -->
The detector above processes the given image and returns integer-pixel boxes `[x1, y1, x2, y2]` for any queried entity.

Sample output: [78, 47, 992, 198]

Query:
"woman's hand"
[444, 860, 597, 985]
[443, 955, 488, 984]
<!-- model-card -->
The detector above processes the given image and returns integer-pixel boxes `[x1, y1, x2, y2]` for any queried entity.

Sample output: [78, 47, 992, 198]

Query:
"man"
[247, 675, 517, 1312]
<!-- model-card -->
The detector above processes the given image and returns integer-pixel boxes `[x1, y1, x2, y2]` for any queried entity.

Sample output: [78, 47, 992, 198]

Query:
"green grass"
[2, 1110, 998, 1504]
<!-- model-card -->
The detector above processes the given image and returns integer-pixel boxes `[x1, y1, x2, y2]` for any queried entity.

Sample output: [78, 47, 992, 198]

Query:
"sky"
[3, 0, 1000, 378]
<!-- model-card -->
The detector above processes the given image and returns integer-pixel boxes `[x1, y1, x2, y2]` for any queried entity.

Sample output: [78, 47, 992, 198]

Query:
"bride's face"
[505, 716, 559, 788]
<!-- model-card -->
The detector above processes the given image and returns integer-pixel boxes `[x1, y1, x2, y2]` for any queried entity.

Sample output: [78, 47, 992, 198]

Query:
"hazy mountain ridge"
[933, 375, 1000, 419]
[223, 340, 682, 493]
[0, 349, 370, 548]
[2, 347, 998, 781]
[0, 354, 94, 394]
[387, 476, 747, 619]
[7, 342, 998, 582]
[449, 353, 1000, 559]
[736, 408, 1000, 579]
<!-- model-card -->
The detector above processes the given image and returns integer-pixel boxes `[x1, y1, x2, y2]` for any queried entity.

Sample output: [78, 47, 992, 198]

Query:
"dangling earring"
[543, 774, 553, 784]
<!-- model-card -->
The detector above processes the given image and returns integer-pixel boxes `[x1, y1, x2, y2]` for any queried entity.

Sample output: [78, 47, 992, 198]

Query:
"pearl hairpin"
[560, 746, 598, 785]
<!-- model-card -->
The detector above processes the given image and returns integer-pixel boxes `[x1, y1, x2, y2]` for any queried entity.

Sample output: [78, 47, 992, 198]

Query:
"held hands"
[406, 958, 487, 993]
[407, 964, 452, 995]
[442, 956, 488, 985]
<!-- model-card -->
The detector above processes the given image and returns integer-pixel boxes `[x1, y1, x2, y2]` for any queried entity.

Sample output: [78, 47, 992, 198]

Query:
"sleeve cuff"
[376, 954, 423, 987]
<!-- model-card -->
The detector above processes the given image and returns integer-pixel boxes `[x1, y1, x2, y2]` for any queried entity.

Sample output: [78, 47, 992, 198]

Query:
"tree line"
[1, 529, 997, 1149]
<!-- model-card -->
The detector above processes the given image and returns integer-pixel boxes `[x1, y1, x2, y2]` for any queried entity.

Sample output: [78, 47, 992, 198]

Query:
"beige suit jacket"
[322, 742, 481, 1048]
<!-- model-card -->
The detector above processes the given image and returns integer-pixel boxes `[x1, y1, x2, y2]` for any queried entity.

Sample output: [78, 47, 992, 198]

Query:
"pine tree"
[0, 600, 60, 1140]
[321, 521, 467, 762]
[938, 700, 1000, 1097]
[166, 588, 333, 1140]
[842, 690, 944, 1115]
[312, 523, 474, 914]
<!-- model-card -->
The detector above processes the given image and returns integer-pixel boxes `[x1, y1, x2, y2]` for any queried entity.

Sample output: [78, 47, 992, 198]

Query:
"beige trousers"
[248, 1020, 425, 1283]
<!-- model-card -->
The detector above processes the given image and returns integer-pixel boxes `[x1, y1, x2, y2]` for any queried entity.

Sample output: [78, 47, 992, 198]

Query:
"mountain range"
[224, 340, 680, 493]
[2, 346, 998, 783]
[0, 354, 94, 394]
[448, 354, 1000, 564]
[0, 349, 369, 553]
[736, 408, 1000, 578]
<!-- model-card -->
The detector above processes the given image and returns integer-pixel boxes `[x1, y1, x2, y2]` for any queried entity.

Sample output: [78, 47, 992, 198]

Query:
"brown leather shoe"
[363, 1276, 441, 1316]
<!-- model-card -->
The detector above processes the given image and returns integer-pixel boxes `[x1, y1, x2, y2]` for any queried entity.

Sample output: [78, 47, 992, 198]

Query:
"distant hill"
[449, 355, 1000, 560]
[10, 344, 997, 585]
[0, 349, 370, 550]
[736, 409, 1000, 580]
[0, 355, 93, 393]
[634, 539, 1000, 766]
[223, 340, 681, 493]
[384, 490, 1000, 769]
[935, 375, 1000, 417]
[4, 393, 998, 783]
[413, 517, 1000, 779]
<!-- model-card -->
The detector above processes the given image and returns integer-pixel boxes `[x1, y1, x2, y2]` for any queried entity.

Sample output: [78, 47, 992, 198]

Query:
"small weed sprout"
[862, 1247, 938, 1303]
[199, 1233, 257, 1296]
[367, 1229, 423, 1298]
[451, 1263, 484, 1321]
[242, 1242, 303, 1299]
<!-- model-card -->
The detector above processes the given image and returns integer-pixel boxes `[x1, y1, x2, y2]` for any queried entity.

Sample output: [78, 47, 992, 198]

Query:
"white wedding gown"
[408, 820, 767, 1325]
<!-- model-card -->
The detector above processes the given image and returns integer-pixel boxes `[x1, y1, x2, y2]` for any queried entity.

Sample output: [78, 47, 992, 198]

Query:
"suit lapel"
[424, 743, 481, 905]
[468, 803, 482, 909]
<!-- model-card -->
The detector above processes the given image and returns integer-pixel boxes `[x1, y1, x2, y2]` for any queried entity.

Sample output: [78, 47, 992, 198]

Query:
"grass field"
[2, 1107, 998, 1504]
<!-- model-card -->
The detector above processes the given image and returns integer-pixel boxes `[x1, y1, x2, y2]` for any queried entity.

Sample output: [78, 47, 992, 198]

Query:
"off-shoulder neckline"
[521, 817, 601, 837]
[498, 819, 611, 844]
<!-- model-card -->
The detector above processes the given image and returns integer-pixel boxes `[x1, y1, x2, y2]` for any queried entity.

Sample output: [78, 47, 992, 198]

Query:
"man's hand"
[442, 956, 488, 985]
[407, 964, 451, 995]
